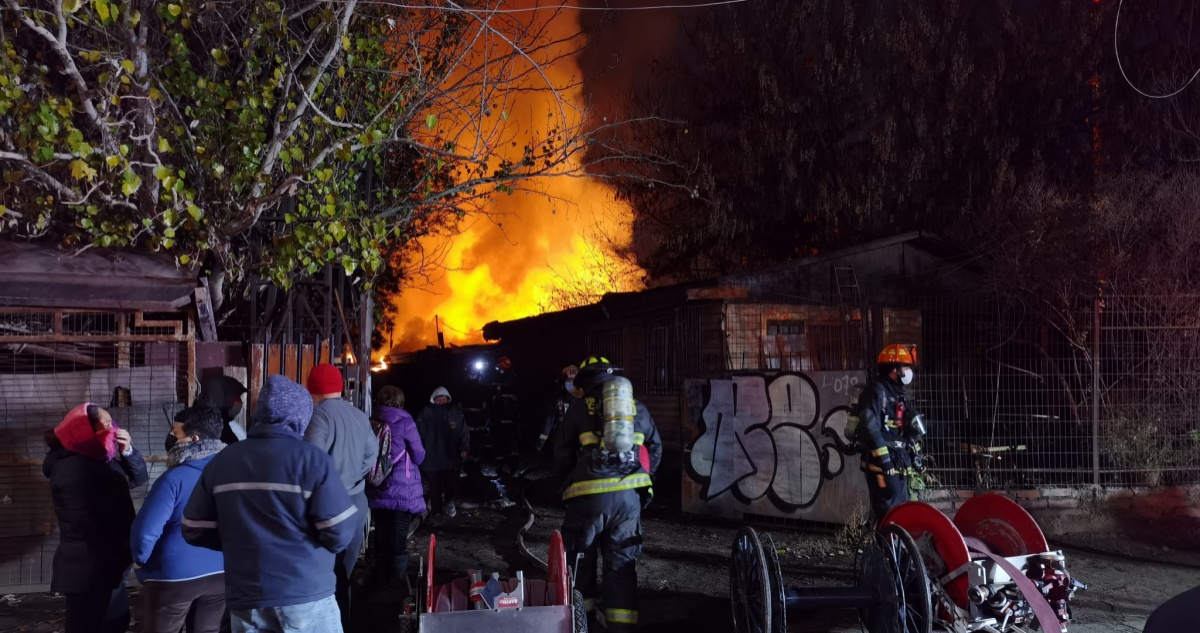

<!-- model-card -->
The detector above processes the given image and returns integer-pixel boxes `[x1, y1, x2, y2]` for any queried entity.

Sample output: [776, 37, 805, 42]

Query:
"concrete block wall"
[919, 485, 1200, 535]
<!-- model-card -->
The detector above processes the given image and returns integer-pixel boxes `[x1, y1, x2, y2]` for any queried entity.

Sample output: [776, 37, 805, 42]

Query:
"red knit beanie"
[307, 364, 344, 396]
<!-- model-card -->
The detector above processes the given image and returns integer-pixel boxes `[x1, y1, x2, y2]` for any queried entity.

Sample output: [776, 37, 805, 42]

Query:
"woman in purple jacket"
[368, 386, 426, 587]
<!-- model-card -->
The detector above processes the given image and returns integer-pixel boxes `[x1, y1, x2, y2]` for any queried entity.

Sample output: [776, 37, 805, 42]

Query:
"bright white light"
[473, 360, 485, 371]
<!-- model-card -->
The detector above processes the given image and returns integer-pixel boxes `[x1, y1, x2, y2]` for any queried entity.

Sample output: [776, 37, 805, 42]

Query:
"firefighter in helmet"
[858, 344, 926, 522]
[553, 356, 662, 632]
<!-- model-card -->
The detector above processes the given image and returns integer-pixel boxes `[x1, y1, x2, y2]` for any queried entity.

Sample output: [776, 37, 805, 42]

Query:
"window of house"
[762, 319, 809, 371]
[807, 321, 867, 371]
[767, 320, 804, 336]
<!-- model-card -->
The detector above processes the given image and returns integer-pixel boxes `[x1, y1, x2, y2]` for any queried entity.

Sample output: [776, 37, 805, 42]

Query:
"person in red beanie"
[304, 364, 378, 632]
[44, 403, 149, 633]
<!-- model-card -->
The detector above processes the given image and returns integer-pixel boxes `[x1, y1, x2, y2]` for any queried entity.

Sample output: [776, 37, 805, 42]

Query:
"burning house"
[483, 232, 976, 522]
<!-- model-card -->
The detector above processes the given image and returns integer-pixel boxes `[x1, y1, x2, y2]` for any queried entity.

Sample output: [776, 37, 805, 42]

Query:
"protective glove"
[638, 484, 654, 510]
[878, 457, 898, 477]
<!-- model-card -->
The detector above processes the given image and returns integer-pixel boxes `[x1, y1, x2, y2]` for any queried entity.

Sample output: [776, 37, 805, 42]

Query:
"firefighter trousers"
[864, 470, 908, 524]
[561, 488, 643, 632]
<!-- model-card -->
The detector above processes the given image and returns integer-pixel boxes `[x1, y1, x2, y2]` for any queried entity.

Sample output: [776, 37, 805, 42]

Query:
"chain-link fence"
[917, 295, 1200, 489]
[676, 292, 1200, 491]
[1097, 295, 1200, 486]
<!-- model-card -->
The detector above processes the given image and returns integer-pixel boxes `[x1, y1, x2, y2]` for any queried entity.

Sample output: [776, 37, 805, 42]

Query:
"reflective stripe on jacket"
[858, 377, 914, 470]
[553, 380, 662, 501]
[182, 423, 357, 610]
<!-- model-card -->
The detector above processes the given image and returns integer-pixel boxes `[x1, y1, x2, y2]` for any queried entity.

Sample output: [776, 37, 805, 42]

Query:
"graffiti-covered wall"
[682, 371, 869, 524]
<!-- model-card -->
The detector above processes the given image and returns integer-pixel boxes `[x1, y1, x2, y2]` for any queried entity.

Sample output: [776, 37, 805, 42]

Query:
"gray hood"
[253, 375, 313, 436]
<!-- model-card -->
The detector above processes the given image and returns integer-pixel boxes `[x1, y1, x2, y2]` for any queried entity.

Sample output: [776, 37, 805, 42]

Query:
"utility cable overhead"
[363, 0, 753, 13]
[1115, 0, 1200, 99]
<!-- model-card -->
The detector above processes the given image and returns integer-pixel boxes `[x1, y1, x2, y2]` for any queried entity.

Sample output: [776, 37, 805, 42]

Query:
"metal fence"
[721, 301, 866, 373]
[690, 292, 1200, 489]
[225, 274, 373, 413]
[0, 309, 193, 592]
[1096, 295, 1200, 486]
[916, 295, 1200, 489]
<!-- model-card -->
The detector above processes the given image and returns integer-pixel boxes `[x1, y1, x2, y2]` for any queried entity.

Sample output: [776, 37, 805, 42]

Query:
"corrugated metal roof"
[481, 280, 712, 341]
[716, 231, 968, 285]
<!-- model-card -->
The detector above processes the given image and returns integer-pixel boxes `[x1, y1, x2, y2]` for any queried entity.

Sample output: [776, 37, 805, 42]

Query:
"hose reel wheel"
[730, 526, 772, 633]
[759, 531, 786, 633]
[731, 523, 931, 633]
[858, 524, 933, 633]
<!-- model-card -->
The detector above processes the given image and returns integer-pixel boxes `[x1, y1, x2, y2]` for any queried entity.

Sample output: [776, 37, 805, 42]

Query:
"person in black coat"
[44, 402, 149, 633]
[1144, 585, 1200, 633]
[176, 376, 247, 446]
[416, 387, 470, 518]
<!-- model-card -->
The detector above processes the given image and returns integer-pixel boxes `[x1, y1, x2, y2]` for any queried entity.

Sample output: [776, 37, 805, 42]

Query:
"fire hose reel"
[729, 494, 1086, 633]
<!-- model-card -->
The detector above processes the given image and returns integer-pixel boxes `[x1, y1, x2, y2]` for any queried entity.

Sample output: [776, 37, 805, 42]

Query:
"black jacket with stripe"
[859, 376, 916, 471]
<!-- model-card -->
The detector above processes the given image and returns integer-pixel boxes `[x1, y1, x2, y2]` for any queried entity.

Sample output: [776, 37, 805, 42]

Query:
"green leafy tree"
[0, 0, 632, 298]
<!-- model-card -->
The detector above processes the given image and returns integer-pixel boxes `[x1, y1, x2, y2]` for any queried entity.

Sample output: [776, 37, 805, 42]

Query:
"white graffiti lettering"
[687, 371, 865, 512]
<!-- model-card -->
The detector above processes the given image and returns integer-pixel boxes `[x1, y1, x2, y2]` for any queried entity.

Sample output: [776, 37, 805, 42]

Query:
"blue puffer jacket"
[130, 440, 225, 583]
[183, 375, 358, 610]
[367, 405, 426, 514]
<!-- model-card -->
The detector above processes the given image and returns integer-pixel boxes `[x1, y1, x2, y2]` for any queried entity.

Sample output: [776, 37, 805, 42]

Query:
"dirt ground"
[3, 473, 1199, 633]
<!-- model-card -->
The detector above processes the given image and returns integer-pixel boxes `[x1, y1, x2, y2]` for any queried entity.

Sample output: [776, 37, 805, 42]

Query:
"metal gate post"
[1092, 295, 1101, 487]
[358, 293, 373, 413]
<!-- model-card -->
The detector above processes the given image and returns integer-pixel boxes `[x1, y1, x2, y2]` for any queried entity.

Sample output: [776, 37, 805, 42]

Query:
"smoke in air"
[383, 2, 643, 354]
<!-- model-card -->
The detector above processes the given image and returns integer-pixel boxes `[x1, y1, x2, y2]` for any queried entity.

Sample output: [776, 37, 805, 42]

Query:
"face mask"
[564, 381, 574, 393]
[94, 423, 119, 462]
[900, 367, 914, 385]
[164, 433, 179, 452]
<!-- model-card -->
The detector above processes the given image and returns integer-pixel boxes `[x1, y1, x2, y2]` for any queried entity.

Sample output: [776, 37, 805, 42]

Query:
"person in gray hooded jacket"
[304, 363, 377, 631]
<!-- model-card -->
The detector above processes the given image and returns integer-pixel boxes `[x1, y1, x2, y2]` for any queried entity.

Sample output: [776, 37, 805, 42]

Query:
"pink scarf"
[54, 403, 118, 462]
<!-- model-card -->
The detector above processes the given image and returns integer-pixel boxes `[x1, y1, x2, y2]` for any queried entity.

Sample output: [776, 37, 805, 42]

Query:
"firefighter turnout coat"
[552, 378, 662, 631]
[553, 386, 662, 501]
[858, 375, 919, 520]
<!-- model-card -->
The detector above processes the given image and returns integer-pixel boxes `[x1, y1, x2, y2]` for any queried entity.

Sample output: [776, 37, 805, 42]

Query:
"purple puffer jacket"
[367, 405, 427, 514]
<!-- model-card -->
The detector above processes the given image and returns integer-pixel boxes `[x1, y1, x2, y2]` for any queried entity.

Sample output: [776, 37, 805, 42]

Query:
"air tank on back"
[601, 376, 636, 454]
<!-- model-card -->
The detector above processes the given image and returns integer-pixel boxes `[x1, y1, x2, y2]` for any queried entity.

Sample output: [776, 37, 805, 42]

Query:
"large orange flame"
[383, 3, 642, 354]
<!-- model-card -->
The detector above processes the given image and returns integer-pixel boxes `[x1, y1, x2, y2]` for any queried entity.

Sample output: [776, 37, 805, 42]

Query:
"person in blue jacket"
[183, 375, 358, 633]
[131, 406, 227, 633]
